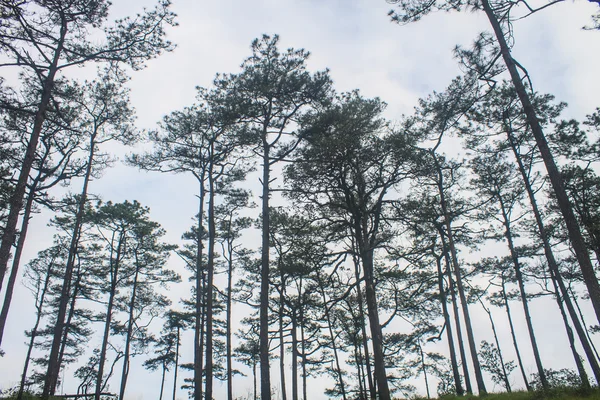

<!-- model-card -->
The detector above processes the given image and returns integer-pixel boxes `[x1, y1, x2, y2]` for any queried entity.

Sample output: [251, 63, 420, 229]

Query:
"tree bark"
[119, 258, 141, 400]
[507, 129, 600, 384]
[481, 0, 600, 326]
[435, 254, 464, 395]
[435, 155, 486, 394]
[205, 160, 216, 400]
[361, 249, 391, 400]
[500, 277, 531, 391]
[0, 180, 37, 346]
[497, 195, 548, 389]
[352, 257, 375, 399]
[172, 326, 180, 400]
[260, 140, 272, 400]
[95, 230, 124, 400]
[45, 130, 97, 399]
[440, 229, 473, 394]
[0, 21, 67, 295]
[194, 179, 206, 400]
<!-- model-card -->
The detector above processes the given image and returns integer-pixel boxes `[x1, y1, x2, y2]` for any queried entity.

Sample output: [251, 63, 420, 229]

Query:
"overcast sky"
[1, 0, 600, 399]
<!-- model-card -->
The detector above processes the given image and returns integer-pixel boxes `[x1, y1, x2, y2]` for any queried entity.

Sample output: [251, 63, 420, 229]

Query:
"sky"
[1, 0, 600, 399]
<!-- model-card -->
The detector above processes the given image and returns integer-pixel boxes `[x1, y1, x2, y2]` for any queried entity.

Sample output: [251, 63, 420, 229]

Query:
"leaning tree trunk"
[0, 178, 38, 347]
[436, 160, 487, 394]
[95, 231, 124, 400]
[500, 277, 531, 390]
[481, 301, 511, 392]
[551, 272, 590, 388]
[497, 195, 548, 389]
[481, 0, 600, 327]
[440, 228, 473, 394]
[45, 131, 97, 398]
[0, 27, 66, 294]
[119, 257, 141, 400]
[507, 129, 600, 383]
[18, 252, 56, 400]
[435, 253, 464, 395]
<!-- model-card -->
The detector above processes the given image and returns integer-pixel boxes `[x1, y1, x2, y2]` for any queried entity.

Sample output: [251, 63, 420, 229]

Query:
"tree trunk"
[119, 259, 141, 400]
[226, 240, 234, 400]
[292, 311, 298, 400]
[481, 0, 600, 326]
[321, 286, 347, 400]
[498, 196, 548, 389]
[205, 161, 216, 400]
[0, 180, 37, 346]
[173, 326, 180, 400]
[260, 140, 272, 400]
[436, 159, 486, 394]
[44, 130, 97, 399]
[95, 230, 124, 400]
[159, 361, 166, 400]
[361, 249, 391, 400]
[435, 254, 464, 395]
[482, 303, 511, 392]
[507, 129, 600, 383]
[353, 257, 375, 399]
[0, 24, 67, 295]
[440, 230, 473, 394]
[301, 316, 307, 400]
[419, 341, 431, 399]
[551, 273, 590, 388]
[194, 179, 206, 400]
[279, 270, 288, 400]
[500, 277, 531, 391]
[17, 252, 56, 400]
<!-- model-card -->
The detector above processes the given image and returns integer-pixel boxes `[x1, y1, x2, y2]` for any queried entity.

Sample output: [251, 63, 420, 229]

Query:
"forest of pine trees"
[0, 0, 600, 399]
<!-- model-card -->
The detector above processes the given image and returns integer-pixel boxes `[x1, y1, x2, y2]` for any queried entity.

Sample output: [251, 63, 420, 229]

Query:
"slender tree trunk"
[352, 256, 375, 399]
[44, 131, 97, 399]
[507, 129, 600, 383]
[355, 338, 367, 400]
[173, 326, 180, 400]
[498, 196, 548, 389]
[436, 254, 464, 395]
[435, 160, 486, 394]
[18, 253, 55, 400]
[194, 179, 206, 400]
[57, 261, 83, 375]
[260, 141, 272, 400]
[253, 361, 257, 400]
[226, 242, 234, 400]
[119, 260, 141, 400]
[321, 286, 347, 400]
[301, 316, 307, 400]
[361, 249, 391, 400]
[440, 231, 473, 394]
[500, 278, 531, 391]
[0, 178, 38, 346]
[570, 288, 600, 363]
[481, 0, 600, 326]
[205, 163, 216, 400]
[279, 271, 288, 400]
[292, 311, 298, 400]
[0, 25, 66, 294]
[419, 342, 431, 399]
[482, 302, 511, 392]
[159, 361, 167, 400]
[551, 273, 590, 388]
[95, 230, 124, 400]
